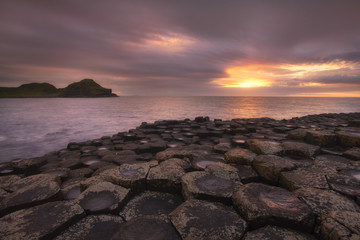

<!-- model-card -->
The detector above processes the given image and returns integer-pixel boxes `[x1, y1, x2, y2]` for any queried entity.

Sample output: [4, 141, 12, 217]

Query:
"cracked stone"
[224, 148, 257, 165]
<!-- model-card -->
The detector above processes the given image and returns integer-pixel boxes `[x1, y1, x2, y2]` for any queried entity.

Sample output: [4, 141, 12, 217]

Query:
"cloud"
[0, 0, 360, 96]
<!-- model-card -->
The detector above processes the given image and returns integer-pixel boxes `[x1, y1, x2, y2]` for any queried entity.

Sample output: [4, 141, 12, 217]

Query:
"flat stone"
[0, 201, 84, 240]
[305, 130, 337, 147]
[147, 158, 187, 193]
[80, 175, 108, 191]
[76, 181, 130, 213]
[243, 225, 317, 240]
[344, 147, 360, 161]
[247, 139, 283, 155]
[68, 167, 93, 178]
[12, 157, 47, 174]
[337, 131, 360, 147]
[181, 171, 238, 204]
[0, 174, 61, 215]
[100, 162, 150, 191]
[235, 165, 259, 183]
[327, 173, 360, 201]
[233, 183, 314, 231]
[279, 167, 329, 191]
[120, 191, 183, 221]
[0, 175, 21, 191]
[282, 141, 320, 158]
[156, 144, 212, 162]
[43, 167, 70, 178]
[295, 187, 360, 219]
[213, 143, 232, 153]
[288, 128, 308, 141]
[169, 199, 247, 240]
[192, 153, 225, 170]
[253, 155, 297, 184]
[55, 215, 124, 240]
[318, 211, 360, 240]
[314, 154, 353, 170]
[58, 157, 82, 169]
[111, 215, 181, 240]
[224, 148, 257, 165]
[205, 162, 241, 181]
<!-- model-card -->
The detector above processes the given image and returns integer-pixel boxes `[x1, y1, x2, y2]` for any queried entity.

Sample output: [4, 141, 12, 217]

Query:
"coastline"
[0, 112, 359, 239]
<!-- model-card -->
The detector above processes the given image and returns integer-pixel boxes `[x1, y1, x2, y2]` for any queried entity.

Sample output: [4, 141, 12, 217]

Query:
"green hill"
[0, 79, 117, 98]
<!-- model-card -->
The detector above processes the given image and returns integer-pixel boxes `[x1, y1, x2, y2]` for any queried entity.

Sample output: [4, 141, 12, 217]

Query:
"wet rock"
[247, 139, 283, 155]
[253, 155, 297, 184]
[279, 167, 329, 190]
[235, 165, 259, 183]
[318, 211, 360, 240]
[55, 215, 124, 240]
[169, 199, 247, 240]
[224, 148, 257, 165]
[327, 173, 360, 200]
[79, 175, 108, 191]
[295, 187, 360, 219]
[76, 181, 129, 213]
[156, 144, 212, 162]
[305, 130, 337, 147]
[1, 174, 61, 215]
[0, 201, 84, 240]
[213, 142, 232, 153]
[58, 157, 82, 169]
[181, 171, 238, 204]
[243, 225, 317, 240]
[111, 215, 181, 240]
[344, 147, 360, 161]
[0, 175, 21, 191]
[233, 183, 314, 231]
[205, 162, 241, 181]
[282, 141, 321, 158]
[68, 167, 93, 178]
[100, 162, 150, 191]
[192, 153, 225, 170]
[147, 158, 187, 193]
[43, 167, 70, 178]
[288, 129, 309, 141]
[337, 130, 360, 147]
[12, 157, 47, 174]
[120, 191, 183, 221]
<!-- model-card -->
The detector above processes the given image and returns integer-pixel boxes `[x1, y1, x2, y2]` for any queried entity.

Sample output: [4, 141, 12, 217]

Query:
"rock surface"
[1, 112, 360, 239]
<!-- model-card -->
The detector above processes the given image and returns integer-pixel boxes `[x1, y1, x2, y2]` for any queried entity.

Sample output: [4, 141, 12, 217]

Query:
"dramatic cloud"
[0, 0, 359, 96]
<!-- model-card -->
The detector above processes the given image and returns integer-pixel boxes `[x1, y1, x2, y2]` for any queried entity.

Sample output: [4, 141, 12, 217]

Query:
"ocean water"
[0, 96, 359, 163]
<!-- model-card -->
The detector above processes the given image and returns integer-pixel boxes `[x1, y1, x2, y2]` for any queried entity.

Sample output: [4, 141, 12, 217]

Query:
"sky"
[0, 0, 360, 97]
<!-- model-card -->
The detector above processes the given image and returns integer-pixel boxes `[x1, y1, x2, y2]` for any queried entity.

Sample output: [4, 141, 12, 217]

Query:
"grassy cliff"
[0, 79, 117, 98]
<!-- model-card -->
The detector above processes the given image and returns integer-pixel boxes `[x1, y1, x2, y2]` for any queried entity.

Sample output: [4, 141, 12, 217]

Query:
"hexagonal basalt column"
[120, 191, 183, 221]
[181, 171, 239, 204]
[243, 226, 316, 240]
[76, 181, 130, 214]
[169, 199, 247, 240]
[232, 183, 315, 231]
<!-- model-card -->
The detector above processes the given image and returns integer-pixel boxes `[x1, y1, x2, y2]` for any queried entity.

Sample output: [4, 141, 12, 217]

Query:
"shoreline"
[0, 112, 359, 239]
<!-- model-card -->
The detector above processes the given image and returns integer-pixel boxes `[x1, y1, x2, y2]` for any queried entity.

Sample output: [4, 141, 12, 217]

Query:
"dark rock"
[233, 183, 314, 231]
[111, 215, 181, 240]
[100, 162, 152, 191]
[253, 155, 297, 184]
[0, 201, 84, 240]
[12, 157, 47, 174]
[282, 141, 320, 158]
[58, 157, 82, 169]
[279, 167, 329, 190]
[344, 147, 360, 160]
[247, 139, 283, 155]
[235, 165, 259, 183]
[305, 130, 337, 147]
[181, 171, 239, 204]
[288, 128, 309, 141]
[205, 162, 241, 182]
[0, 174, 61, 215]
[55, 215, 124, 240]
[327, 173, 360, 200]
[68, 168, 93, 178]
[213, 143, 232, 153]
[120, 191, 183, 221]
[337, 130, 360, 147]
[0, 175, 21, 191]
[295, 187, 360, 219]
[243, 225, 317, 240]
[314, 154, 353, 170]
[317, 211, 360, 240]
[224, 148, 257, 165]
[156, 144, 212, 162]
[76, 181, 130, 213]
[147, 158, 187, 193]
[169, 199, 247, 240]
[43, 167, 70, 178]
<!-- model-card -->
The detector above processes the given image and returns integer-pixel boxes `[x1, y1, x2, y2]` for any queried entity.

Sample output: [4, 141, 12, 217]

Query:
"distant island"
[0, 79, 118, 98]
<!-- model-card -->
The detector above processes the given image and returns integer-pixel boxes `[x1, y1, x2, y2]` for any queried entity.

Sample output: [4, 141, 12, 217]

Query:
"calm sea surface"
[1, 97, 359, 162]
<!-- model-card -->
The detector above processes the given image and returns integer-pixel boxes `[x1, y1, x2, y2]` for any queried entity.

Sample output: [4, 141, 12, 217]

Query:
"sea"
[1, 96, 360, 163]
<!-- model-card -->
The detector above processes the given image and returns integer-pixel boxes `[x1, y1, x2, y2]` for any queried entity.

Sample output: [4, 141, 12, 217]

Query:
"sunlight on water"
[0, 97, 359, 162]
